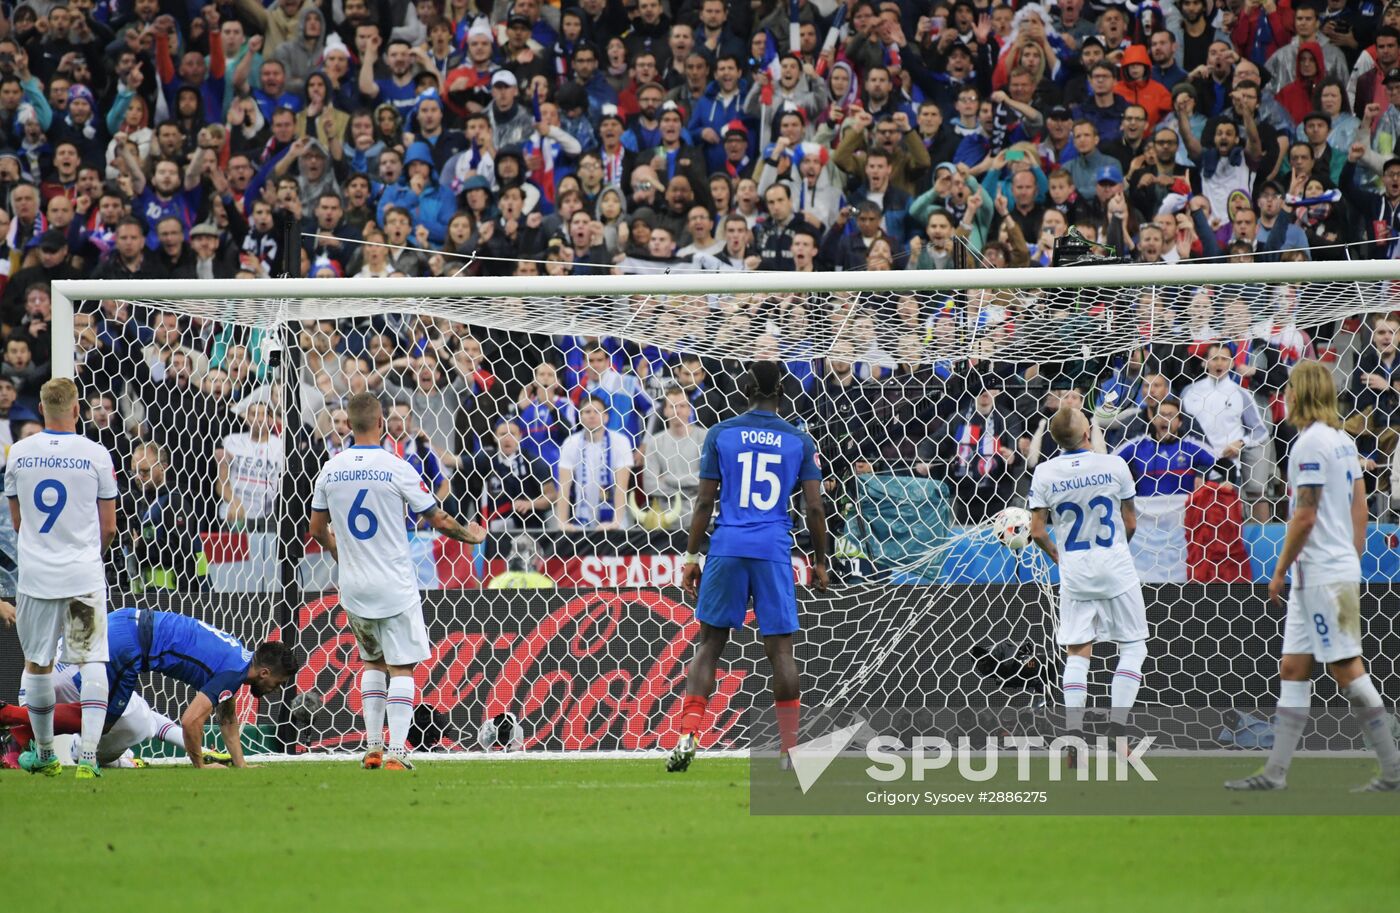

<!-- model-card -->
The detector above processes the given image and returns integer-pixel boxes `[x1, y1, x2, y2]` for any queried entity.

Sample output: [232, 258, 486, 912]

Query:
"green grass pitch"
[4, 758, 1398, 912]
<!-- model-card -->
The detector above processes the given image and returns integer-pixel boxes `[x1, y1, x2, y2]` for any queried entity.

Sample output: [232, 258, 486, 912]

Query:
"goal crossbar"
[49, 259, 1400, 304]
[51, 259, 1400, 380]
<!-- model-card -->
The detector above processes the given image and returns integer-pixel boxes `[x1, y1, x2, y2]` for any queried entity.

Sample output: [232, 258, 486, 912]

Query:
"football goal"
[44, 259, 1400, 756]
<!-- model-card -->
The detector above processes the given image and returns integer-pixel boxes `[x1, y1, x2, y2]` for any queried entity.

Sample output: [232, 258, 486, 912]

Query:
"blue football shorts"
[695, 555, 799, 636]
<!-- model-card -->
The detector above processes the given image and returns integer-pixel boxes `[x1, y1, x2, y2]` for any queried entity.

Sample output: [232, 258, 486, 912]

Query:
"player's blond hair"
[1048, 404, 1085, 450]
[346, 392, 383, 435]
[1285, 360, 1341, 430]
[39, 377, 78, 420]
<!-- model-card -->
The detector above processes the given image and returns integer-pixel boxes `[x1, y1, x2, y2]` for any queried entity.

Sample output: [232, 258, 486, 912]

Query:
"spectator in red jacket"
[1114, 45, 1173, 127]
[1231, 0, 1295, 68]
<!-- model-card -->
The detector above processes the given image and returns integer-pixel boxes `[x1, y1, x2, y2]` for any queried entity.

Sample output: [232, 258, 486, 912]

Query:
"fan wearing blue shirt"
[104, 607, 299, 768]
[359, 36, 422, 119]
[1115, 397, 1219, 497]
[667, 361, 828, 774]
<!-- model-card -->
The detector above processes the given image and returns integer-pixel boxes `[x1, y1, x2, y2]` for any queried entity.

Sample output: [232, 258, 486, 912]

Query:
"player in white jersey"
[309, 393, 485, 770]
[4, 379, 117, 780]
[1029, 405, 1147, 753]
[1226, 361, 1400, 792]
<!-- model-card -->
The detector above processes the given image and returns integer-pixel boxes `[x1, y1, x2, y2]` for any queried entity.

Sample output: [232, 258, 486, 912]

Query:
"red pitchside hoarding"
[290, 589, 754, 752]
[481, 554, 812, 588]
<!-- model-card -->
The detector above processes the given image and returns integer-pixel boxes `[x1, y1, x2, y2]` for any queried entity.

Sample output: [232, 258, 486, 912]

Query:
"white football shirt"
[1029, 449, 1140, 600]
[1288, 423, 1362, 586]
[558, 428, 632, 526]
[220, 431, 283, 521]
[311, 445, 438, 618]
[4, 431, 117, 598]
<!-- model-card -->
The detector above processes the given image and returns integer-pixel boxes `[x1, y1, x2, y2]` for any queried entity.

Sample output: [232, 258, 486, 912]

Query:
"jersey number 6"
[348, 488, 380, 540]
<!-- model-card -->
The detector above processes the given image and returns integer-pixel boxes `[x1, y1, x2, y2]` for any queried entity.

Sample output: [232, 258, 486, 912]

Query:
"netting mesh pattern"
[33, 273, 1400, 753]
[110, 276, 1400, 366]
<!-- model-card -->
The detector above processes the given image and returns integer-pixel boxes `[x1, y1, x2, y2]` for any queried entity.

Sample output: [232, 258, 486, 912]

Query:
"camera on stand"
[1052, 227, 1125, 268]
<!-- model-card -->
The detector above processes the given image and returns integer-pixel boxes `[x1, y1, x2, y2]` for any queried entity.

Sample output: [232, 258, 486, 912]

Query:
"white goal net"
[31, 261, 1400, 755]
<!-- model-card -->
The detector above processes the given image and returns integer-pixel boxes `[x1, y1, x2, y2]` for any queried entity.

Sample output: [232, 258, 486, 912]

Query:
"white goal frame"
[43, 258, 1400, 760]
[50, 259, 1400, 375]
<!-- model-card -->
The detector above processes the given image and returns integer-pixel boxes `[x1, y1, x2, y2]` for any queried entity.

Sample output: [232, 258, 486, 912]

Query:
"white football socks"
[153, 713, 184, 749]
[78, 662, 109, 767]
[1344, 673, 1400, 778]
[1265, 679, 1312, 782]
[385, 676, 415, 758]
[20, 671, 56, 760]
[1110, 640, 1147, 726]
[1062, 654, 1090, 732]
[361, 670, 388, 751]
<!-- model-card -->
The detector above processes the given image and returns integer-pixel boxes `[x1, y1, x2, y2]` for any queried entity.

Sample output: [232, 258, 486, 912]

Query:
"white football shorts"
[1057, 587, 1148, 646]
[345, 608, 431, 667]
[16, 589, 108, 666]
[1282, 581, 1364, 664]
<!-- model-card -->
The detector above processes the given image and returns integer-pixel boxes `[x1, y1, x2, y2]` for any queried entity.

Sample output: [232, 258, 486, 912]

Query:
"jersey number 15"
[736, 451, 781, 510]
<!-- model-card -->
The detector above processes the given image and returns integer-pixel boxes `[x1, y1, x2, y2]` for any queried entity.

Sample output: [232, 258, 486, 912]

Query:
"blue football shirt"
[1115, 436, 1217, 497]
[140, 609, 254, 705]
[699, 409, 821, 564]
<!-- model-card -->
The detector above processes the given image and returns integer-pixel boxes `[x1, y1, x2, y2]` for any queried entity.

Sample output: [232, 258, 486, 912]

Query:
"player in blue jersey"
[17, 607, 300, 770]
[667, 361, 828, 773]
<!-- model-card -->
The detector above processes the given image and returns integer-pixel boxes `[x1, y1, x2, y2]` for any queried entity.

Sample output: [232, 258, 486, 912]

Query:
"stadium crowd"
[0, 0, 1395, 589]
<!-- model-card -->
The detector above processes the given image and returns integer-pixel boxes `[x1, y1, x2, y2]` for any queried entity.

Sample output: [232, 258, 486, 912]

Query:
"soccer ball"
[1092, 389, 1124, 426]
[477, 711, 525, 751]
[994, 507, 1032, 551]
[289, 689, 324, 727]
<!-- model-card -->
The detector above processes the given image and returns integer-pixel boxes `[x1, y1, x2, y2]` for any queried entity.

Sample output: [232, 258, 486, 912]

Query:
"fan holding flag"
[743, 46, 828, 154]
[523, 89, 584, 210]
[756, 137, 843, 228]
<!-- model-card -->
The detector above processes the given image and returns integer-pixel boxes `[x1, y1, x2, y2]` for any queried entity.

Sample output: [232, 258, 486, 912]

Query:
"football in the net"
[477, 711, 524, 751]
[994, 507, 1032, 551]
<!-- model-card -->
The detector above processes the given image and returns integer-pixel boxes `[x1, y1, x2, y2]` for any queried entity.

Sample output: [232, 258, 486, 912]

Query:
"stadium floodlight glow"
[47, 259, 1400, 758]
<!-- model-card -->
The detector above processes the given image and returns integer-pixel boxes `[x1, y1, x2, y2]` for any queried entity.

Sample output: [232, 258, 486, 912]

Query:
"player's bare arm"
[424, 507, 486, 544]
[1269, 485, 1320, 606]
[0, 598, 14, 626]
[308, 509, 338, 561]
[1029, 507, 1058, 564]
[217, 698, 247, 768]
[801, 477, 829, 592]
[181, 692, 219, 768]
[681, 478, 719, 597]
[1120, 499, 1137, 542]
[98, 498, 117, 551]
[8, 495, 20, 533]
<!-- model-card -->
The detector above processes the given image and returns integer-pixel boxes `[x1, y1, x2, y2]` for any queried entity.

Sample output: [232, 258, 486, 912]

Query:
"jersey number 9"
[34, 479, 67, 534]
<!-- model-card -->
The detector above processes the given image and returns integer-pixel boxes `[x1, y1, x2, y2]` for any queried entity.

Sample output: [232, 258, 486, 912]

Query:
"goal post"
[42, 259, 1400, 757]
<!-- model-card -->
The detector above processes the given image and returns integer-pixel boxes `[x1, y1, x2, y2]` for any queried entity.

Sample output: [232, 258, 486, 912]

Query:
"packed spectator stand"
[0, 0, 1398, 592]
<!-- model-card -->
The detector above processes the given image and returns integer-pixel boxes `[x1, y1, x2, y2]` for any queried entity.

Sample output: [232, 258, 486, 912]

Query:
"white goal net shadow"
[28, 260, 1400, 756]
